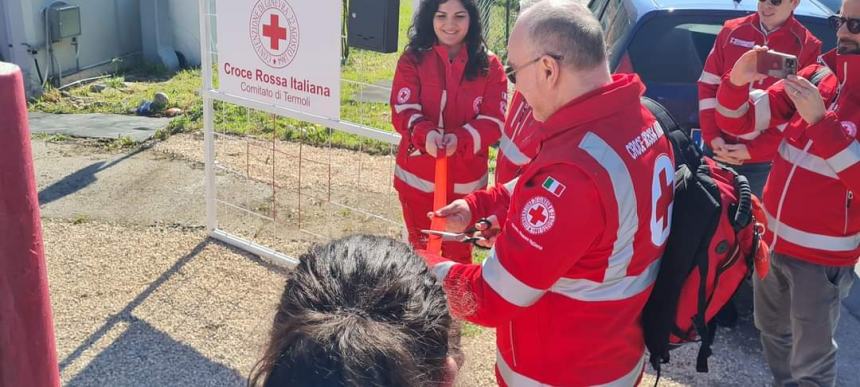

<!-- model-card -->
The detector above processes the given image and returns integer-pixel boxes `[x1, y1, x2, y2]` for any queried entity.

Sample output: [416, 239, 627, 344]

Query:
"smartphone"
[690, 128, 704, 152]
[756, 50, 798, 79]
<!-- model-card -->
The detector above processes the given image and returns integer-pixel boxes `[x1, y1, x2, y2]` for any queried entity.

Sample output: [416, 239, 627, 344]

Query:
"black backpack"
[641, 97, 765, 378]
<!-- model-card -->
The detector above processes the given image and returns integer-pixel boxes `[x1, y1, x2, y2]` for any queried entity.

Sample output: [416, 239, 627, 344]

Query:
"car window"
[817, 0, 841, 13]
[588, 0, 611, 19]
[797, 17, 837, 53]
[599, 0, 620, 31]
[604, 4, 629, 46]
[627, 16, 726, 84]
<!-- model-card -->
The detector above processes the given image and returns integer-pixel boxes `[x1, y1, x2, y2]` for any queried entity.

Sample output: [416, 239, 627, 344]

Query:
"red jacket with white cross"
[426, 74, 673, 386]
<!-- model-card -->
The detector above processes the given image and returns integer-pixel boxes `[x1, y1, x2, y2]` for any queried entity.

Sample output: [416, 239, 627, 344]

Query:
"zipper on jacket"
[845, 191, 853, 235]
[509, 321, 518, 367]
[438, 90, 447, 129]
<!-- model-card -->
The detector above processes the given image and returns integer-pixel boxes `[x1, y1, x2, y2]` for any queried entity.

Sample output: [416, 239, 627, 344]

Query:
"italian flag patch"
[542, 176, 566, 197]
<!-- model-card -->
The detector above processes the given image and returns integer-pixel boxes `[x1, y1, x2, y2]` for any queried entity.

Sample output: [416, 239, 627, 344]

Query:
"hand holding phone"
[756, 50, 798, 79]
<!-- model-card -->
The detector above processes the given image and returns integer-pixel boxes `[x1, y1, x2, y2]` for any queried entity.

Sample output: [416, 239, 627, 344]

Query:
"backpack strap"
[732, 172, 753, 231]
[641, 96, 702, 170]
[641, 96, 683, 134]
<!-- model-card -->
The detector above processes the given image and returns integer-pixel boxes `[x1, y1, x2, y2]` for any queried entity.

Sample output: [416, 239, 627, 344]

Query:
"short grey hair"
[522, 0, 606, 70]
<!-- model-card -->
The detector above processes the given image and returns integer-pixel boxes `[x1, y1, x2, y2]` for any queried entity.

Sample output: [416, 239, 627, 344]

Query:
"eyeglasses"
[830, 15, 860, 34]
[504, 53, 564, 84]
[758, 0, 784, 6]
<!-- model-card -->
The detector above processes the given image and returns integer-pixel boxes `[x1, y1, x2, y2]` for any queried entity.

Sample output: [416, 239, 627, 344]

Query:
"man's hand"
[472, 215, 501, 249]
[784, 75, 826, 126]
[714, 143, 751, 165]
[710, 136, 728, 153]
[729, 46, 770, 87]
[428, 199, 472, 233]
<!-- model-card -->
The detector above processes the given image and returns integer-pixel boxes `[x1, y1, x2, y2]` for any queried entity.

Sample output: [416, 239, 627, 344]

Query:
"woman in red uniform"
[390, 0, 507, 264]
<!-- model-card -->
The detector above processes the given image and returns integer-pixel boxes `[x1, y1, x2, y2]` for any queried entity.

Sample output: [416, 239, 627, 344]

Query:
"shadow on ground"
[66, 317, 245, 387]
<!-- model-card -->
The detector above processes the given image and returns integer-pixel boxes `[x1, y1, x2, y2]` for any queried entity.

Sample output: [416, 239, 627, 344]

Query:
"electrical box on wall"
[48, 2, 81, 42]
[347, 0, 399, 53]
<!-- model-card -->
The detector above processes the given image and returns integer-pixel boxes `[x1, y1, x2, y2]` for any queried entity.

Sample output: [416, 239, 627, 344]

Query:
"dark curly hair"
[407, 0, 490, 80]
[248, 235, 452, 387]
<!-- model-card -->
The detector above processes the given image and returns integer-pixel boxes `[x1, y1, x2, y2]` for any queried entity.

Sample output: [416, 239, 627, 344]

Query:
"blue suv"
[589, 0, 837, 133]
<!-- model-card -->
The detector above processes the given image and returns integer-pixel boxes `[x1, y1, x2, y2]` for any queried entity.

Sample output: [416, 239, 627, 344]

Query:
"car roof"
[629, 0, 834, 19]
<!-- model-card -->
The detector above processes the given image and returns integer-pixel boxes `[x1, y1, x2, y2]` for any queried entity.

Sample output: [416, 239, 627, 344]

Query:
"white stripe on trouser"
[698, 71, 721, 85]
[394, 103, 422, 114]
[496, 350, 645, 386]
[482, 248, 545, 307]
[464, 123, 481, 154]
[779, 141, 838, 178]
[578, 132, 639, 281]
[750, 89, 772, 131]
[765, 209, 860, 252]
[699, 98, 717, 111]
[394, 165, 487, 195]
[500, 134, 532, 166]
[827, 140, 860, 173]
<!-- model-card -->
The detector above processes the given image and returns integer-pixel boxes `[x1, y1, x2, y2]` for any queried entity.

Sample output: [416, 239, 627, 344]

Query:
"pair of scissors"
[420, 218, 493, 249]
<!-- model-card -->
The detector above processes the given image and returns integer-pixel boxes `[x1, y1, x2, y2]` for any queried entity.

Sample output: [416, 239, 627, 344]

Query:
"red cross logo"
[655, 168, 672, 229]
[262, 14, 288, 51]
[528, 205, 547, 226]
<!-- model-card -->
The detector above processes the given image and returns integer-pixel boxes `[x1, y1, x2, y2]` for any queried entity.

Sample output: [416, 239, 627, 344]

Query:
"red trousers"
[398, 191, 472, 264]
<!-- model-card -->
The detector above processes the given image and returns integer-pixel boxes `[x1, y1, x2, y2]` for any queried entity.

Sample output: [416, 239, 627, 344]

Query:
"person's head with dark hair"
[248, 235, 457, 387]
[407, 0, 490, 80]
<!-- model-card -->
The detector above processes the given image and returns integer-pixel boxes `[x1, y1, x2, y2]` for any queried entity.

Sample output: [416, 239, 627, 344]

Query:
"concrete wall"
[0, 1, 10, 62]
[2, 0, 143, 95]
[167, 0, 200, 67]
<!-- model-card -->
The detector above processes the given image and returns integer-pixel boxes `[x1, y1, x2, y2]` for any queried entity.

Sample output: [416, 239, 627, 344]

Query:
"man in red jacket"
[495, 91, 539, 185]
[423, 1, 674, 385]
[698, 0, 821, 196]
[715, 0, 860, 383]
[697, 0, 821, 327]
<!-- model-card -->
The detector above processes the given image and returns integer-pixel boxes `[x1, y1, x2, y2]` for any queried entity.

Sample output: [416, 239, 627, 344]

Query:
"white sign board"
[215, 0, 341, 120]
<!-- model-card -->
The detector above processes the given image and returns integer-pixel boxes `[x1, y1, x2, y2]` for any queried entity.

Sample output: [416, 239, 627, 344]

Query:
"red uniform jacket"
[698, 13, 821, 162]
[495, 91, 540, 185]
[716, 50, 860, 267]
[426, 74, 674, 385]
[390, 45, 507, 199]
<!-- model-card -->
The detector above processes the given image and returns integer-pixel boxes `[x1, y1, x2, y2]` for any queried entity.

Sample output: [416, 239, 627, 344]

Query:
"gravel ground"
[43, 209, 767, 387]
[34, 135, 834, 386]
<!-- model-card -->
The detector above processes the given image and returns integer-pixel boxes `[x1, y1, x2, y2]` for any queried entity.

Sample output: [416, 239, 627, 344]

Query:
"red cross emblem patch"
[842, 121, 857, 138]
[397, 87, 411, 104]
[521, 196, 556, 234]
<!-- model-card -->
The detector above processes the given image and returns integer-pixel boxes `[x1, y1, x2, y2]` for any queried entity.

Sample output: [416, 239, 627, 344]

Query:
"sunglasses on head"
[831, 15, 860, 34]
[758, 0, 784, 6]
[504, 53, 564, 84]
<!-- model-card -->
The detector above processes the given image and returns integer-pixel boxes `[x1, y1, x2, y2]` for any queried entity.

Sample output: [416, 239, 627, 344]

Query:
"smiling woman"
[389, 0, 508, 368]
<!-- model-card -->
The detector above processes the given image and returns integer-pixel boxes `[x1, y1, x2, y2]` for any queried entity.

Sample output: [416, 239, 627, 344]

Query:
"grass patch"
[32, 133, 73, 143]
[462, 322, 487, 338]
